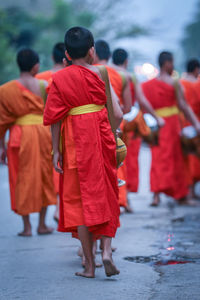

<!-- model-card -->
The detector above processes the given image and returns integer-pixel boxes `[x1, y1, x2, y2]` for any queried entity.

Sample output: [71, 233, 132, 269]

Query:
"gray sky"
[113, 0, 198, 66]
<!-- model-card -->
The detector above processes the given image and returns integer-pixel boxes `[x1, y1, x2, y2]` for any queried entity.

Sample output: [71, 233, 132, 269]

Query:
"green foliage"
[0, 0, 95, 84]
[182, 1, 200, 60]
[0, 0, 148, 84]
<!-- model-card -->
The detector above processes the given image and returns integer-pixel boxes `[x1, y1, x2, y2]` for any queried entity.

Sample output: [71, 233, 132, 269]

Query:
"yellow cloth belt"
[15, 114, 43, 125]
[68, 104, 105, 116]
[155, 105, 179, 118]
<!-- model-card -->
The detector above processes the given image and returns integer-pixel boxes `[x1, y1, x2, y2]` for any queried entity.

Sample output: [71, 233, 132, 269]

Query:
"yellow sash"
[155, 105, 179, 118]
[68, 104, 104, 116]
[15, 114, 43, 125]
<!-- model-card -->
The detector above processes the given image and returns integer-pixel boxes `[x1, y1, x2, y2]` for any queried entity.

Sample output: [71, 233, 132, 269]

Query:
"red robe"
[0, 81, 57, 215]
[142, 78, 188, 200]
[181, 79, 200, 183]
[44, 65, 119, 237]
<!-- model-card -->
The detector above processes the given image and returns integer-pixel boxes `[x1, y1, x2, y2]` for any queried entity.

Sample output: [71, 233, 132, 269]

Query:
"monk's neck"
[18, 72, 35, 83]
[97, 60, 108, 66]
[184, 73, 197, 82]
[157, 70, 174, 86]
[52, 64, 63, 73]
[72, 58, 92, 68]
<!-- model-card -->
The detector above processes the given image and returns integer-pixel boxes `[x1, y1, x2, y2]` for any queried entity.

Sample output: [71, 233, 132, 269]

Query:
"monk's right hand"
[157, 117, 165, 128]
[53, 151, 63, 174]
[0, 147, 7, 165]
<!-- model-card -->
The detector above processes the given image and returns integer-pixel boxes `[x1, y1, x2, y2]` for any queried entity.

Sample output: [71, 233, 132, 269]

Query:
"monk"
[36, 42, 67, 222]
[0, 48, 57, 236]
[111, 48, 165, 207]
[94, 40, 132, 212]
[44, 26, 123, 278]
[181, 59, 200, 198]
[142, 51, 200, 206]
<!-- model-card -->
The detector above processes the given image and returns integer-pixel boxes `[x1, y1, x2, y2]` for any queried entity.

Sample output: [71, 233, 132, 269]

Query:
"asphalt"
[0, 146, 200, 300]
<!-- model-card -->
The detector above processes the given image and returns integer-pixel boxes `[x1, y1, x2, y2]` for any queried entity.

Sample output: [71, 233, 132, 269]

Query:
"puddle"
[123, 255, 195, 266]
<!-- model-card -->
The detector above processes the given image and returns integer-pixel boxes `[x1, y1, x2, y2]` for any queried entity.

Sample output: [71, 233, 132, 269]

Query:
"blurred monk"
[0, 48, 57, 236]
[94, 40, 132, 212]
[181, 59, 200, 198]
[112, 48, 165, 197]
[36, 42, 67, 222]
[44, 27, 123, 278]
[142, 51, 200, 206]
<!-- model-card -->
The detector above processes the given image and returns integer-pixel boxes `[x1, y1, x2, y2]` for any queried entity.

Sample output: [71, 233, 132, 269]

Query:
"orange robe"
[36, 70, 59, 194]
[0, 81, 57, 215]
[142, 78, 188, 200]
[44, 65, 119, 237]
[105, 66, 128, 207]
[126, 80, 141, 192]
[181, 79, 200, 183]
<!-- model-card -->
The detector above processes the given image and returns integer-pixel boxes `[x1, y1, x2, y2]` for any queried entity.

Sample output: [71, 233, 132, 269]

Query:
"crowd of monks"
[0, 26, 200, 278]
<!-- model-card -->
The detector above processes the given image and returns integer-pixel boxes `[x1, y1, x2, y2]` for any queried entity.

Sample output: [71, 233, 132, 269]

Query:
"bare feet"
[18, 229, 32, 237]
[76, 261, 95, 278]
[75, 271, 95, 278]
[102, 257, 120, 277]
[150, 193, 160, 207]
[37, 225, 54, 235]
[124, 203, 134, 213]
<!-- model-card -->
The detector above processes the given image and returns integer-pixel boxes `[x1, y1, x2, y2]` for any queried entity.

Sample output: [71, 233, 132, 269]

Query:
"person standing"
[142, 51, 200, 206]
[0, 48, 57, 236]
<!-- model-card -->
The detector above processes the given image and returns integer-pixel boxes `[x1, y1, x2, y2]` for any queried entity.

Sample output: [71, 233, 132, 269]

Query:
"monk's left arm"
[136, 82, 165, 127]
[122, 77, 132, 114]
[51, 121, 63, 173]
[177, 83, 200, 134]
[110, 83, 123, 128]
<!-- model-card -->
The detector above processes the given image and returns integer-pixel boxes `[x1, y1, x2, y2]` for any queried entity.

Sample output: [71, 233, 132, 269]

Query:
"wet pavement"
[0, 146, 200, 300]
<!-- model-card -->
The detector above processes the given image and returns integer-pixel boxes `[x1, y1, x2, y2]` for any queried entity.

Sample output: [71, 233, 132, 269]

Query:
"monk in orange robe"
[180, 59, 200, 198]
[94, 40, 132, 212]
[0, 48, 57, 236]
[36, 42, 68, 222]
[44, 27, 122, 278]
[142, 51, 200, 206]
[111, 48, 165, 197]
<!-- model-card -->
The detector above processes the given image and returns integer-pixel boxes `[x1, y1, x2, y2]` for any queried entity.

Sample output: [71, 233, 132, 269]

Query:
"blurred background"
[0, 0, 200, 83]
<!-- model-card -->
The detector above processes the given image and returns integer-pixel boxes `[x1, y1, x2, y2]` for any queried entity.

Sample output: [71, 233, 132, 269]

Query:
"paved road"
[0, 146, 200, 300]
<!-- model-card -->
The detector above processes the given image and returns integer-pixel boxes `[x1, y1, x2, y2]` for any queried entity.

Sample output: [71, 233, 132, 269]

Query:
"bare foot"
[102, 252, 120, 277]
[75, 271, 95, 278]
[37, 225, 54, 235]
[103, 258, 120, 277]
[76, 261, 95, 278]
[150, 193, 160, 207]
[18, 229, 32, 237]
[124, 204, 134, 214]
